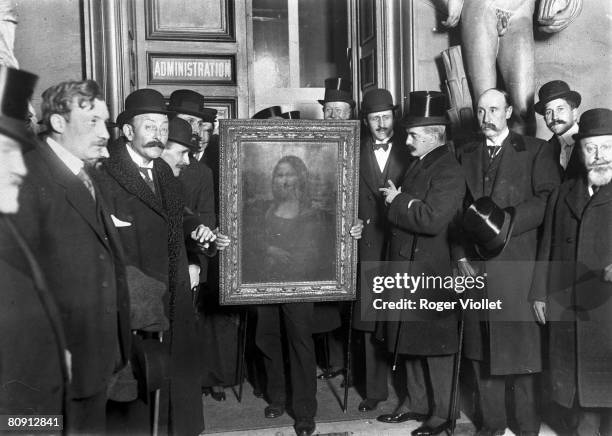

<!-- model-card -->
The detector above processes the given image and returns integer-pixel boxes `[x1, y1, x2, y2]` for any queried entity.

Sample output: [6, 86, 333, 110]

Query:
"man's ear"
[122, 123, 134, 141]
[49, 113, 66, 133]
[505, 105, 513, 120]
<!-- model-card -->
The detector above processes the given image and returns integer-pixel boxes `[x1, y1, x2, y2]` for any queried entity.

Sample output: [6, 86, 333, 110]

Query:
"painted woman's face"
[272, 162, 300, 201]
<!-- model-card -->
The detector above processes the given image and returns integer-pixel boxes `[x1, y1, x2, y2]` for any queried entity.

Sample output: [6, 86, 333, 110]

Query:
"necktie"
[138, 167, 156, 194]
[487, 145, 501, 160]
[77, 168, 96, 200]
[373, 141, 389, 152]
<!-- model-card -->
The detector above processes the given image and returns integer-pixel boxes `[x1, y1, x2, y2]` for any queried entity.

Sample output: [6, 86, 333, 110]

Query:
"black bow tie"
[373, 141, 389, 152]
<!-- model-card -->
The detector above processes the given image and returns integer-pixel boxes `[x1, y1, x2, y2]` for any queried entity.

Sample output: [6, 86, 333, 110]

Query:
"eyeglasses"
[583, 142, 612, 155]
[142, 122, 169, 136]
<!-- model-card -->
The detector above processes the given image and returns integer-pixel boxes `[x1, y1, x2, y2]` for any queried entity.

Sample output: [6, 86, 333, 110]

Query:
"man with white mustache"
[535, 80, 583, 180]
[531, 108, 612, 436]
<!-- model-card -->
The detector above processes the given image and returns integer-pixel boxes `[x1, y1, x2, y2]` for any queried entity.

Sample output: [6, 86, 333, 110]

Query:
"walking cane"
[343, 302, 354, 412]
[449, 306, 465, 435]
[235, 309, 248, 402]
[152, 332, 163, 436]
[391, 236, 418, 371]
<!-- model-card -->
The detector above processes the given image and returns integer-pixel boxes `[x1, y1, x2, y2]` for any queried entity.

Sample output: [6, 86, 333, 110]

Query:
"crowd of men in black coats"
[1, 63, 611, 436]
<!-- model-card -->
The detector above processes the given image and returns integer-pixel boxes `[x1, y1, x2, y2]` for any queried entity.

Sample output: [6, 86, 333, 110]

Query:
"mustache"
[481, 123, 498, 131]
[550, 120, 567, 126]
[144, 140, 164, 149]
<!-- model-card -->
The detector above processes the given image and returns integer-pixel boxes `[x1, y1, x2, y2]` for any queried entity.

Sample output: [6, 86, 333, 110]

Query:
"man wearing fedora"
[454, 88, 560, 436]
[530, 108, 612, 436]
[535, 80, 583, 180]
[354, 87, 412, 412]
[376, 91, 465, 436]
[0, 67, 69, 417]
[11, 79, 131, 433]
[97, 88, 215, 435]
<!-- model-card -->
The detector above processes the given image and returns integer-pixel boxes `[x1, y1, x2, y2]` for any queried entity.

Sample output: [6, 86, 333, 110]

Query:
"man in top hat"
[530, 108, 612, 436]
[453, 88, 560, 435]
[535, 80, 583, 179]
[319, 77, 355, 120]
[11, 79, 130, 433]
[252, 105, 284, 120]
[353, 88, 412, 412]
[0, 67, 69, 416]
[375, 91, 465, 435]
[96, 88, 215, 435]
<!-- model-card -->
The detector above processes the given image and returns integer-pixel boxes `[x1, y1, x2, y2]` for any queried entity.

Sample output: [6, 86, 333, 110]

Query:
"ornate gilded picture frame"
[219, 119, 360, 305]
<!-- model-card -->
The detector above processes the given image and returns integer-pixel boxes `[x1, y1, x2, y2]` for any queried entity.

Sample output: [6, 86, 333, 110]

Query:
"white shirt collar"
[126, 143, 154, 169]
[46, 137, 84, 176]
[485, 127, 510, 147]
[558, 123, 579, 147]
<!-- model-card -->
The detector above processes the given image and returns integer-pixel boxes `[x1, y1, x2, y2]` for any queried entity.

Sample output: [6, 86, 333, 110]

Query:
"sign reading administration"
[148, 53, 235, 85]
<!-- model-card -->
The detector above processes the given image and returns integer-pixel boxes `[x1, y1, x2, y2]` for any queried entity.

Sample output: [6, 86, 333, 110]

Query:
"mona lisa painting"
[219, 119, 360, 304]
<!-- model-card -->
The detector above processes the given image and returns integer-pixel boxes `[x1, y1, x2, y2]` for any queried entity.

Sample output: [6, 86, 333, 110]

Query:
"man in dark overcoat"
[534, 80, 583, 180]
[454, 88, 560, 435]
[354, 88, 412, 412]
[376, 91, 464, 436]
[97, 88, 215, 436]
[531, 108, 612, 436]
[11, 79, 131, 433]
[0, 66, 69, 416]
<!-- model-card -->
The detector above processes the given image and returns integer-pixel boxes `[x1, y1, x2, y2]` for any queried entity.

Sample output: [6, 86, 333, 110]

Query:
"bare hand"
[603, 263, 612, 282]
[379, 180, 401, 204]
[457, 259, 477, 277]
[214, 229, 230, 251]
[191, 224, 216, 246]
[533, 301, 547, 325]
[350, 219, 364, 240]
[188, 264, 201, 289]
[442, 0, 464, 27]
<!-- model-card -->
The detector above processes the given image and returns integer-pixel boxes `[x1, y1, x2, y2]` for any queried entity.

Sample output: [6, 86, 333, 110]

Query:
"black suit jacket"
[12, 140, 130, 399]
[355, 132, 412, 331]
[0, 216, 68, 414]
[549, 134, 583, 181]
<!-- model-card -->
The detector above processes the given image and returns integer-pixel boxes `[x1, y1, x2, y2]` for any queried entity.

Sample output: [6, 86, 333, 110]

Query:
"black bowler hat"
[534, 80, 581, 115]
[168, 89, 205, 118]
[462, 197, 515, 260]
[402, 91, 449, 128]
[116, 88, 173, 127]
[281, 111, 300, 119]
[572, 108, 612, 141]
[361, 88, 398, 115]
[167, 117, 198, 151]
[199, 107, 218, 124]
[318, 77, 355, 108]
[252, 106, 283, 119]
[0, 66, 38, 147]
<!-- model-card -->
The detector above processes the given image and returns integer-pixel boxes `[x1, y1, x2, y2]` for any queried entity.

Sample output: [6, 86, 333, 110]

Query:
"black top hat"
[167, 117, 198, 151]
[0, 66, 38, 146]
[402, 91, 449, 128]
[361, 88, 398, 115]
[281, 111, 300, 119]
[318, 77, 355, 107]
[462, 197, 515, 260]
[116, 88, 172, 127]
[534, 80, 581, 115]
[168, 89, 206, 118]
[252, 106, 283, 119]
[572, 108, 612, 141]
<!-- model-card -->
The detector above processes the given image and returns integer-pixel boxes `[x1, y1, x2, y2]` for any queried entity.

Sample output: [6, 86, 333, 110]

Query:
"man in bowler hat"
[535, 80, 583, 179]
[11, 79, 131, 433]
[96, 88, 216, 435]
[453, 88, 560, 435]
[354, 88, 412, 412]
[376, 91, 465, 436]
[0, 67, 69, 417]
[531, 108, 612, 436]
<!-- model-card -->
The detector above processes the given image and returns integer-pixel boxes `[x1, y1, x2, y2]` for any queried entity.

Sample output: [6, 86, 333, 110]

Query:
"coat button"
[105, 307, 112, 314]
[99, 253, 105, 260]
[102, 281, 109, 288]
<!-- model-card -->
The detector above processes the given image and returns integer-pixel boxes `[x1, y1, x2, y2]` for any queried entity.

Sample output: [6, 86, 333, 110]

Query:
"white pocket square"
[111, 214, 132, 227]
